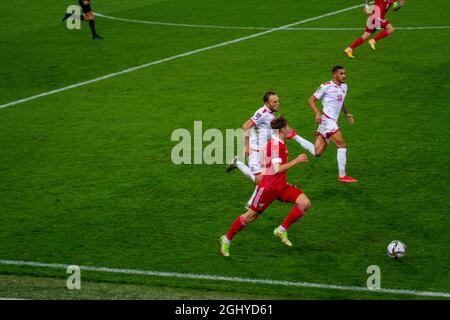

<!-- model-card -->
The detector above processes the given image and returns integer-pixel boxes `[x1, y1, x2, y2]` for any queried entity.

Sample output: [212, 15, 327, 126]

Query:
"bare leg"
[314, 134, 328, 157]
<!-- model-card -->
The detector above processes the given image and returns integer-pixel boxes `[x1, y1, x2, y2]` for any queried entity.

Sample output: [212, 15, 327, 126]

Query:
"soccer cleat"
[62, 13, 74, 22]
[368, 39, 376, 50]
[287, 129, 297, 140]
[220, 235, 230, 257]
[273, 227, 292, 247]
[92, 34, 103, 40]
[344, 48, 355, 59]
[226, 156, 238, 173]
[339, 176, 358, 183]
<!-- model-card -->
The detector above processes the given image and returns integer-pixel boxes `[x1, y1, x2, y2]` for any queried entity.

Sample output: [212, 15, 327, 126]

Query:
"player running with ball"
[288, 66, 357, 183]
[220, 116, 311, 257]
[344, 0, 406, 58]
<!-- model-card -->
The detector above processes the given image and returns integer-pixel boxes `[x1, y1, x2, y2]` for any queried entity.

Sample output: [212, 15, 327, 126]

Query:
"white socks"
[337, 148, 347, 177]
[293, 135, 315, 156]
[236, 160, 256, 182]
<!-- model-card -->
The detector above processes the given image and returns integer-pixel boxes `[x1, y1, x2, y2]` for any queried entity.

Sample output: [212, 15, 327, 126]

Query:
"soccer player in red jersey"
[220, 116, 311, 257]
[344, 0, 405, 58]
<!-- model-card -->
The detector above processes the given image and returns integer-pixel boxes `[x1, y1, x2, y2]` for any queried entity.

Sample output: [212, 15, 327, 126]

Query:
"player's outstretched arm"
[273, 154, 308, 174]
[242, 119, 255, 158]
[308, 96, 322, 124]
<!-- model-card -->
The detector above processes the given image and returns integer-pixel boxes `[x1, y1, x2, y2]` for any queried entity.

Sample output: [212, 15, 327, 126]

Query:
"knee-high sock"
[225, 216, 247, 242]
[88, 19, 98, 37]
[293, 135, 315, 156]
[280, 206, 304, 231]
[337, 148, 347, 177]
[349, 37, 365, 49]
[374, 30, 390, 42]
[236, 160, 256, 182]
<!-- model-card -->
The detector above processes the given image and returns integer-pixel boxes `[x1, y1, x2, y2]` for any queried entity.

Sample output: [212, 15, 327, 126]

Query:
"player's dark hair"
[271, 115, 288, 130]
[332, 65, 344, 73]
[263, 91, 277, 103]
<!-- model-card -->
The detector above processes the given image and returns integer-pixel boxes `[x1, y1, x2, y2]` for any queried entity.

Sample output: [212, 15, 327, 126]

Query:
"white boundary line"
[96, 12, 450, 31]
[0, 3, 365, 110]
[0, 259, 449, 298]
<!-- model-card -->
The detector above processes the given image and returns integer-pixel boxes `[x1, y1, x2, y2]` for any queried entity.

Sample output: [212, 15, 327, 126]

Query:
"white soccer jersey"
[249, 105, 275, 151]
[313, 80, 348, 122]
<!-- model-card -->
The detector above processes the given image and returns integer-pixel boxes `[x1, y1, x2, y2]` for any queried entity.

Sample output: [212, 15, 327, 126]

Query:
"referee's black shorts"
[78, 0, 92, 13]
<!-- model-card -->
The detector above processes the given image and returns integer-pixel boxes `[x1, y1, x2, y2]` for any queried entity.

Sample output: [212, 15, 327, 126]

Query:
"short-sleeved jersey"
[374, 0, 396, 19]
[259, 137, 288, 190]
[249, 105, 275, 150]
[313, 80, 348, 122]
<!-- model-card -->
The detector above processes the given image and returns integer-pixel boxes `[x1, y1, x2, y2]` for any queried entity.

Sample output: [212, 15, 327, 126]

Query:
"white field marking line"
[96, 13, 450, 31]
[286, 26, 450, 30]
[0, 259, 449, 298]
[0, 3, 365, 110]
[94, 12, 269, 30]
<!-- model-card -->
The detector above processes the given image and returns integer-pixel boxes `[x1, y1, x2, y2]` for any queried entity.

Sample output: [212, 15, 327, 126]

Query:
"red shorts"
[249, 183, 303, 213]
[365, 18, 390, 34]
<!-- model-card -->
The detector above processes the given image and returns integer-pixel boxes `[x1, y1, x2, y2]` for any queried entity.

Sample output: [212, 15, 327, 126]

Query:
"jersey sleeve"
[250, 109, 267, 126]
[313, 84, 327, 100]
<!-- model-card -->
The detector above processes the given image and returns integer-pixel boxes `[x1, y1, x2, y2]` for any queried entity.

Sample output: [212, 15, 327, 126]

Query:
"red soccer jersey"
[259, 137, 288, 190]
[374, 0, 396, 19]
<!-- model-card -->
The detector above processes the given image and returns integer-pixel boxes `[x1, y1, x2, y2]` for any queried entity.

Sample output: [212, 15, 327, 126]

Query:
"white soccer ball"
[387, 240, 407, 258]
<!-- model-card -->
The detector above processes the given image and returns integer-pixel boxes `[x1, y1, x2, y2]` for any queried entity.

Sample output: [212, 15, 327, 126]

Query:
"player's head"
[332, 66, 346, 83]
[263, 91, 279, 112]
[271, 115, 289, 137]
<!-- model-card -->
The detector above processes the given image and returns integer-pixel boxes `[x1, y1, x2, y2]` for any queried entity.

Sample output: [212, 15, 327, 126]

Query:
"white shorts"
[248, 149, 262, 175]
[316, 115, 340, 144]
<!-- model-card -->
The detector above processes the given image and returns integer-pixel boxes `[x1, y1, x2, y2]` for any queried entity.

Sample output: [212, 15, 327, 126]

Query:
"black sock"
[88, 19, 98, 36]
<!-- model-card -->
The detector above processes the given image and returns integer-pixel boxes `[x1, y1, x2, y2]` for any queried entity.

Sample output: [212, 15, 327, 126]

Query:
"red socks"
[350, 37, 365, 49]
[225, 215, 247, 241]
[281, 206, 304, 230]
[374, 30, 390, 41]
[226, 206, 305, 241]
[349, 30, 390, 50]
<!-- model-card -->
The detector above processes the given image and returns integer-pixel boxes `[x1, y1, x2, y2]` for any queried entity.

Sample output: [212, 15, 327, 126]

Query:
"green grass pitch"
[0, 0, 449, 299]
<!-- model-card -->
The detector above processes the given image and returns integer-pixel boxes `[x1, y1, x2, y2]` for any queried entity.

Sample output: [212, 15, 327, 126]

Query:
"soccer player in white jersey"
[289, 66, 357, 183]
[226, 91, 278, 193]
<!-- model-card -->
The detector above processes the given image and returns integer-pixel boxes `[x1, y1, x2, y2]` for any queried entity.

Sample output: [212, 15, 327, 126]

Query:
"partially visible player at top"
[226, 91, 279, 206]
[220, 116, 311, 257]
[344, 0, 406, 58]
[62, 0, 103, 39]
[289, 66, 357, 183]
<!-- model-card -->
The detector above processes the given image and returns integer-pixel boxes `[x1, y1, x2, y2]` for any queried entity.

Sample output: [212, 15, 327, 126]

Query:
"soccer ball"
[387, 240, 407, 258]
